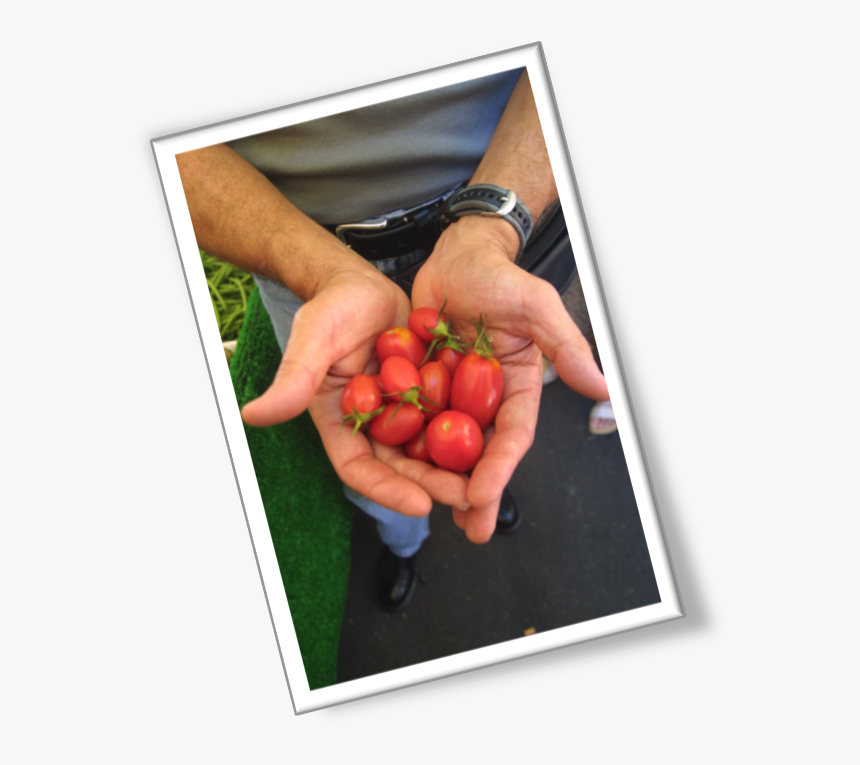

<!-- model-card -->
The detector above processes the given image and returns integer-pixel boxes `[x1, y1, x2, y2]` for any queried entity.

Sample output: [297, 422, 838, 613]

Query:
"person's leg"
[344, 484, 429, 610]
[343, 486, 430, 557]
[254, 274, 303, 353]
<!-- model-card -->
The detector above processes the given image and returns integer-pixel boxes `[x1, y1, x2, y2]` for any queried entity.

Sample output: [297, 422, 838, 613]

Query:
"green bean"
[200, 250, 252, 342]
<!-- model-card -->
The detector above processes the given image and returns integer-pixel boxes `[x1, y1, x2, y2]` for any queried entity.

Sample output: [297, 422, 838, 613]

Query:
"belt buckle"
[334, 217, 388, 245]
[334, 187, 460, 246]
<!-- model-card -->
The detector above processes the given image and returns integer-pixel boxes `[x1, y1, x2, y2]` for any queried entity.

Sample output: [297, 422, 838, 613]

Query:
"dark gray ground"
[336, 376, 661, 683]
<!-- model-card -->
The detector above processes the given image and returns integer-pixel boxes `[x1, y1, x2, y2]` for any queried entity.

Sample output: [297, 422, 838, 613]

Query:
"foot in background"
[588, 400, 617, 435]
[377, 548, 419, 610]
[495, 488, 521, 534]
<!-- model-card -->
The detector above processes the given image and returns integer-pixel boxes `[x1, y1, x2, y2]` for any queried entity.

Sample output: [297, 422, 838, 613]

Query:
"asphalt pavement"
[336, 375, 661, 683]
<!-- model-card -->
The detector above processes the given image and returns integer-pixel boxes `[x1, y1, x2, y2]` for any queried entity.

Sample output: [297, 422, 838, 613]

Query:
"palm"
[242, 267, 469, 517]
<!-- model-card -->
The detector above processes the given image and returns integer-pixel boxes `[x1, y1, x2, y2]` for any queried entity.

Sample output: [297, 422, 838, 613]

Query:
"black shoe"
[377, 547, 418, 610]
[495, 488, 521, 534]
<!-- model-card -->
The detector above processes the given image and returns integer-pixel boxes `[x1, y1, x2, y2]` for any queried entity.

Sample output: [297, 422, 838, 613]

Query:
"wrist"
[268, 226, 381, 301]
[438, 214, 521, 263]
[440, 184, 532, 261]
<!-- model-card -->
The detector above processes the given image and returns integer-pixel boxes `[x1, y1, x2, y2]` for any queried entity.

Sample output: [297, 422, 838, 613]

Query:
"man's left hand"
[411, 215, 609, 543]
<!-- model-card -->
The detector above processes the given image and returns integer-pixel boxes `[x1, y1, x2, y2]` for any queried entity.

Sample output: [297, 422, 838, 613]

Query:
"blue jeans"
[254, 275, 430, 558]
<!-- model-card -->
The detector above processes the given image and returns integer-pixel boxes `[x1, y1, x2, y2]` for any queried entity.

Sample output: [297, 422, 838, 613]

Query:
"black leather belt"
[326, 191, 577, 298]
[323, 189, 457, 277]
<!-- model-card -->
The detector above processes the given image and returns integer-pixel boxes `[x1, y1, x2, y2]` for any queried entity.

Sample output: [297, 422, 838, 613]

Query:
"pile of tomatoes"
[340, 305, 503, 473]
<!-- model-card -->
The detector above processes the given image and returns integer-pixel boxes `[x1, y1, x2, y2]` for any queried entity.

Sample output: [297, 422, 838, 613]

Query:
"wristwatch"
[439, 184, 534, 258]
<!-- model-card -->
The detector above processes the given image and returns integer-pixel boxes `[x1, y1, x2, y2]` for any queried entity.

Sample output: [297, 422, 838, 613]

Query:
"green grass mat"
[229, 284, 354, 691]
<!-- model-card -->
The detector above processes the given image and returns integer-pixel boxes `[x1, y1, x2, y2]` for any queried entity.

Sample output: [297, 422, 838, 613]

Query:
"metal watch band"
[439, 184, 535, 257]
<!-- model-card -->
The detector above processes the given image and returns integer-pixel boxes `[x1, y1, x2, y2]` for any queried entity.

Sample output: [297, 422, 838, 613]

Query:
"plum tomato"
[408, 307, 447, 344]
[341, 374, 382, 416]
[449, 318, 503, 430]
[376, 326, 426, 368]
[418, 361, 451, 421]
[340, 374, 384, 435]
[368, 402, 425, 446]
[426, 411, 484, 473]
[380, 356, 421, 403]
[450, 352, 504, 430]
[435, 347, 466, 377]
[403, 424, 433, 463]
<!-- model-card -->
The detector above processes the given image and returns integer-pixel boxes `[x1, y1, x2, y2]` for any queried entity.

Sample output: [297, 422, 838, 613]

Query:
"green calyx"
[384, 386, 439, 424]
[421, 297, 466, 364]
[341, 405, 385, 437]
[471, 315, 495, 359]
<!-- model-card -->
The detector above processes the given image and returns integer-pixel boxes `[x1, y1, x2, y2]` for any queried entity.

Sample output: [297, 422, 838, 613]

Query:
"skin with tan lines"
[177, 71, 608, 543]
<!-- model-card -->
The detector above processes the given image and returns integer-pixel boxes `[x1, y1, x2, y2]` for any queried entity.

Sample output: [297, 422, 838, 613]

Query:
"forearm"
[466, 69, 558, 261]
[176, 144, 370, 301]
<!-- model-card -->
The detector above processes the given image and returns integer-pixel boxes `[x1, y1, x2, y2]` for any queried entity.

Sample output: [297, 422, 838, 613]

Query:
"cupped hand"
[241, 264, 469, 517]
[412, 216, 609, 542]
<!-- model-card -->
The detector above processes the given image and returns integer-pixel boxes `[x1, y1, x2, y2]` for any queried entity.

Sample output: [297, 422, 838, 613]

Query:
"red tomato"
[408, 307, 447, 344]
[369, 403, 425, 446]
[418, 361, 451, 421]
[376, 327, 426, 368]
[426, 411, 484, 472]
[340, 374, 384, 435]
[436, 347, 466, 377]
[380, 356, 421, 402]
[403, 424, 433, 463]
[374, 373, 385, 392]
[341, 374, 382, 416]
[450, 353, 504, 430]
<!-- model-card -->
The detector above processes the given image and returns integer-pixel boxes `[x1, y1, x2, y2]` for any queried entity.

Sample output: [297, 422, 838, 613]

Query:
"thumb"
[241, 304, 335, 427]
[527, 280, 609, 402]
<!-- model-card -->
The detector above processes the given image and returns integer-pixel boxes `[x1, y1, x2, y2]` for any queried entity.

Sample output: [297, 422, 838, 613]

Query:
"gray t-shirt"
[227, 69, 523, 225]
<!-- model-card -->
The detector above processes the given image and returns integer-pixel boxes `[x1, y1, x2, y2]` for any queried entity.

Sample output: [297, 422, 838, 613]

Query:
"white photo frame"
[152, 41, 683, 714]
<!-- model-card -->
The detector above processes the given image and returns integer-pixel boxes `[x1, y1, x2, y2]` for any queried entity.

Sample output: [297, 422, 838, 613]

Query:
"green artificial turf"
[229, 284, 354, 691]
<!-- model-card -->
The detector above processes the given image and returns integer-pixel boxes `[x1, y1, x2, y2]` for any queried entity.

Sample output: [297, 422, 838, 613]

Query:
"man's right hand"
[177, 144, 468, 517]
[240, 262, 470, 518]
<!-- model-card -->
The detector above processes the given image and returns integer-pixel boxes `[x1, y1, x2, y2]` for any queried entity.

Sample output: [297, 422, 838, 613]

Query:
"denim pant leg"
[253, 275, 430, 557]
[343, 486, 429, 558]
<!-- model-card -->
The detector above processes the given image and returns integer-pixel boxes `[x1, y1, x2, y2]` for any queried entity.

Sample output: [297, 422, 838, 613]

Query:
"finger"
[525, 279, 609, 402]
[311, 390, 433, 517]
[339, 458, 434, 517]
[452, 507, 467, 530]
[373, 442, 471, 511]
[467, 362, 541, 509]
[462, 496, 501, 544]
[241, 302, 337, 427]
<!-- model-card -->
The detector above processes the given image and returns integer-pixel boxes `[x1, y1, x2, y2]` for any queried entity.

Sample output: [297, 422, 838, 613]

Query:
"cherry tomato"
[408, 307, 447, 344]
[374, 373, 385, 392]
[376, 327, 426, 368]
[340, 374, 384, 435]
[403, 424, 433, 463]
[369, 403, 425, 446]
[341, 374, 383, 416]
[380, 356, 421, 402]
[450, 352, 504, 430]
[426, 411, 484, 472]
[418, 361, 451, 421]
[436, 347, 466, 377]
